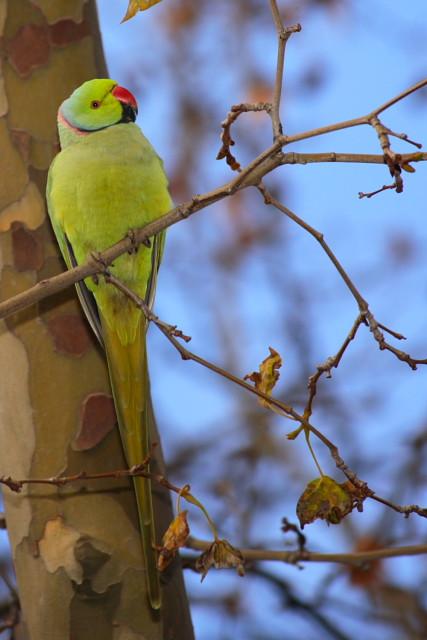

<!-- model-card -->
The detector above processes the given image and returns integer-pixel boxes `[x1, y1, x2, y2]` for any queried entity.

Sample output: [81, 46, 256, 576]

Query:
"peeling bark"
[0, 1, 193, 638]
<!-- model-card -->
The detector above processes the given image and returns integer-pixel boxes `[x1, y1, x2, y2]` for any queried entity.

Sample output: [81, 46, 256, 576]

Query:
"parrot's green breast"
[47, 122, 172, 343]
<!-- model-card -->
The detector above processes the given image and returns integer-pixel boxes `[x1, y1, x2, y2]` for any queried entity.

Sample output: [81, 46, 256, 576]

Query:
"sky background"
[93, 1, 427, 638]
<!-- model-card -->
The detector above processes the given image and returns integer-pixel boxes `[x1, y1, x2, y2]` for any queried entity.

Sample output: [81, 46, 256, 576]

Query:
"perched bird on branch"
[46, 78, 172, 610]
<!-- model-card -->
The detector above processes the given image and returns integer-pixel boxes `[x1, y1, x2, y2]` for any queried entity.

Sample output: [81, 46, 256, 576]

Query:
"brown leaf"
[157, 511, 190, 572]
[244, 347, 282, 410]
[121, 0, 163, 23]
[195, 539, 245, 582]
[296, 476, 353, 529]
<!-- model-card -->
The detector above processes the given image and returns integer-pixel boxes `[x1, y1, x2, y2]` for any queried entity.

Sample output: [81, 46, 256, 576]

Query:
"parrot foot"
[127, 229, 152, 253]
[90, 251, 112, 284]
[127, 229, 139, 253]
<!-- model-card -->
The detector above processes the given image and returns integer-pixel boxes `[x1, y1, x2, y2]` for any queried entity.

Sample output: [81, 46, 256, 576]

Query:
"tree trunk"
[0, 2, 193, 638]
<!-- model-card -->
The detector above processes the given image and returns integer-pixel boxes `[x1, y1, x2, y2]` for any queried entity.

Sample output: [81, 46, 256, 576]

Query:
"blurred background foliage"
[3, 0, 427, 638]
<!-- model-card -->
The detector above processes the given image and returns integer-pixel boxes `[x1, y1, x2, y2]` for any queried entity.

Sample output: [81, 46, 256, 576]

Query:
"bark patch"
[7, 23, 51, 76]
[39, 517, 83, 582]
[49, 19, 91, 47]
[46, 313, 92, 357]
[75, 393, 117, 451]
[12, 222, 44, 271]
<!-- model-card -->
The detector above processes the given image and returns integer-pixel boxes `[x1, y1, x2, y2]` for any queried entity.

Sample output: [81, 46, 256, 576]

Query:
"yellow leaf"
[244, 347, 282, 410]
[121, 0, 163, 23]
[157, 510, 190, 572]
[296, 476, 353, 528]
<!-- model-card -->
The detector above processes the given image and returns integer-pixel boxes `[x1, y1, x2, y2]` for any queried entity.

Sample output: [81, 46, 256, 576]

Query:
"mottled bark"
[0, 1, 193, 638]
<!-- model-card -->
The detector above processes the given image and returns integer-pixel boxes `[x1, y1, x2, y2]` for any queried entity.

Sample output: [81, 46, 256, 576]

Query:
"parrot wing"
[46, 169, 103, 345]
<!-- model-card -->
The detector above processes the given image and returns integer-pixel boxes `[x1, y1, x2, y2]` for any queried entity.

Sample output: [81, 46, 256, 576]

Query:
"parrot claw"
[90, 251, 114, 285]
[90, 250, 112, 270]
[127, 229, 140, 254]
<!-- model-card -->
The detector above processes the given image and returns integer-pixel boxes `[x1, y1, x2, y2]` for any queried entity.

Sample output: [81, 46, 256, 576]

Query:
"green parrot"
[46, 78, 173, 610]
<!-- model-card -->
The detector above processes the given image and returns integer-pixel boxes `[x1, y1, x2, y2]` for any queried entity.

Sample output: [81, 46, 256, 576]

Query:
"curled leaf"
[245, 347, 282, 411]
[195, 539, 245, 582]
[121, 0, 162, 23]
[296, 476, 353, 529]
[157, 510, 190, 572]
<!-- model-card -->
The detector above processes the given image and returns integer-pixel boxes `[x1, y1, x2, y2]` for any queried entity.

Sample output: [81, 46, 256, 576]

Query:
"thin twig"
[0, 77, 426, 321]
[105, 275, 300, 420]
[259, 185, 427, 370]
[0, 463, 186, 499]
[103, 273, 427, 520]
[370, 494, 427, 518]
[217, 102, 272, 171]
[359, 183, 397, 199]
[280, 151, 426, 165]
[269, 1, 301, 138]
[369, 115, 404, 192]
[370, 77, 427, 115]
[258, 184, 369, 309]
[282, 517, 306, 552]
[305, 315, 365, 419]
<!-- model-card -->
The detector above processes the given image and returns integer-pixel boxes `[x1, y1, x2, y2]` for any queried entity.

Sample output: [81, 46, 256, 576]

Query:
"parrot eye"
[91, 100, 101, 109]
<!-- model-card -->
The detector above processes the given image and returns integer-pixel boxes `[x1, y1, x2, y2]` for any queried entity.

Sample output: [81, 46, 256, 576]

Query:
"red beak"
[112, 85, 138, 120]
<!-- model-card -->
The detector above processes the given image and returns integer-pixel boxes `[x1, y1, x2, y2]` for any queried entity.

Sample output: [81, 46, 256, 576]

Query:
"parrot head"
[59, 78, 138, 133]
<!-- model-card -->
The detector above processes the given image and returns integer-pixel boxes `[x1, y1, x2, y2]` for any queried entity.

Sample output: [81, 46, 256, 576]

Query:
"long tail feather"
[101, 316, 161, 610]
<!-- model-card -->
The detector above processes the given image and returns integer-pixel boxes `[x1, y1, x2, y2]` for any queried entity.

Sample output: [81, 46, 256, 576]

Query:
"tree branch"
[0, 75, 426, 321]
[103, 273, 427, 521]
[269, 1, 301, 139]
[258, 185, 427, 370]
[186, 537, 427, 567]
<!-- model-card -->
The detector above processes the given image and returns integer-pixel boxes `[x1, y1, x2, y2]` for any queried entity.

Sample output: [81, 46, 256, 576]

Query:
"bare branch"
[269, 1, 301, 138]
[217, 102, 272, 171]
[0, 73, 426, 321]
[186, 537, 427, 567]
[104, 273, 427, 521]
[370, 77, 427, 116]
[305, 315, 365, 419]
[259, 185, 427, 370]
[281, 151, 427, 166]
[359, 183, 397, 199]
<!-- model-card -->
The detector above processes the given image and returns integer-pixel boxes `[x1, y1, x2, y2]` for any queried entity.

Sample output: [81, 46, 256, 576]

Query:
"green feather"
[47, 78, 172, 609]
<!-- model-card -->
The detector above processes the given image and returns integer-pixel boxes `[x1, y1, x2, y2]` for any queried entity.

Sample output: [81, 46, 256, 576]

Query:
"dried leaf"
[195, 539, 245, 582]
[157, 510, 190, 571]
[121, 0, 162, 22]
[296, 475, 353, 529]
[244, 347, 282, 410]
